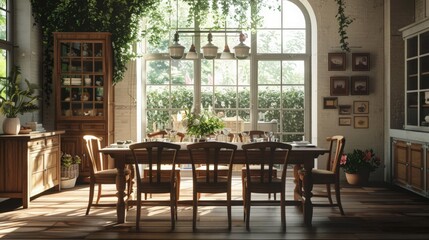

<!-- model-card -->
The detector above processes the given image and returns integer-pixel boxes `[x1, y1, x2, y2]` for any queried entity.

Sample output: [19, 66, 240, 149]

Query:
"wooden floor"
[1, 176, 429, 240]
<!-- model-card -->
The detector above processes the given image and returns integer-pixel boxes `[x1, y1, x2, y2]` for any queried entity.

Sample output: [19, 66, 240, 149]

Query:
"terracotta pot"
[345, 169, 370, 185]
[2, 117, 21, 135]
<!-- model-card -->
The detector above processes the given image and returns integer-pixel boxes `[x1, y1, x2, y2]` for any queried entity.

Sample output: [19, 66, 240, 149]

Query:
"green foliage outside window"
[146, 87, 304, 142]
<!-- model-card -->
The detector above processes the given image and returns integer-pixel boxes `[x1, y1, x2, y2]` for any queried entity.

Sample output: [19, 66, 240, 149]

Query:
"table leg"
[293, 164, 302, 201]
[302, 162, 313, 226]
[115, 156, 127, 223]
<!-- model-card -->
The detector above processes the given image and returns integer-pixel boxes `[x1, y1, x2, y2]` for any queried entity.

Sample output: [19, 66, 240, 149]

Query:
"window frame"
[140, 0, 311, 141]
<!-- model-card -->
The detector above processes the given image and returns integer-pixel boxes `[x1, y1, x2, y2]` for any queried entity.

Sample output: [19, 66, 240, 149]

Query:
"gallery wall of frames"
[325, 52, 371, 129]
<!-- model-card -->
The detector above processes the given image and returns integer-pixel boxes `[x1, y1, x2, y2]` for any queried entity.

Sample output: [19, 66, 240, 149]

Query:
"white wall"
[306, 0, 385, 181]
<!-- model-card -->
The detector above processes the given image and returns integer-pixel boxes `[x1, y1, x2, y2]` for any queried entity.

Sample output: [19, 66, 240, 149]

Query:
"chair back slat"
[129, 141, 180, 186]
[326, 135, 346, 175]
[187, 142, 237, 183]
[242, 142, 292, 184]
[83, 135, 105, 176]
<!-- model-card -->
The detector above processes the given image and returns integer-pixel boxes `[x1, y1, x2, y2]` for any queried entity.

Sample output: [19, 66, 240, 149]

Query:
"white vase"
[2, 117, 21, 135]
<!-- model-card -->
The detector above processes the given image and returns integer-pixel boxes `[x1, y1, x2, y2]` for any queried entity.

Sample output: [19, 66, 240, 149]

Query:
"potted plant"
[340, 149, 381, 185]
[0, 66, 40, 134]
[183, 107, 225, 141]
[60, 153, 81, 189]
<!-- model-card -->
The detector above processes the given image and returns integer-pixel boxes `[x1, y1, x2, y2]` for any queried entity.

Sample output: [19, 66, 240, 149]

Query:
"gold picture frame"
[354, 116, 369, 128]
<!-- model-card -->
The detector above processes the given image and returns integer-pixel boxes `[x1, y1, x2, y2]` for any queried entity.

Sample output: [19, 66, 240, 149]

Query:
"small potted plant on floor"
[340, 149, 381, 185]
[60, 153, 81, 189]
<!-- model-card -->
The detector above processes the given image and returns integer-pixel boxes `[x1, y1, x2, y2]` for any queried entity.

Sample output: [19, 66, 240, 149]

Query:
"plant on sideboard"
[0, 66, 40, 134]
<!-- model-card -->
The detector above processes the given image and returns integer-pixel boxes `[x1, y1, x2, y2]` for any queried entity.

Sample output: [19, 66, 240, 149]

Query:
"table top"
[101, 141, 328, 165]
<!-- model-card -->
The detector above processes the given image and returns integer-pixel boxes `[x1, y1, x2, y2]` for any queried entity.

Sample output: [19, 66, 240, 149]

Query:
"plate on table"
[291, 141, 315, 147]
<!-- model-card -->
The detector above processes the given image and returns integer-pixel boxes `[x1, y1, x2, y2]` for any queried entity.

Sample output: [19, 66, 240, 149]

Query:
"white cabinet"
[400, 19, 429, 131]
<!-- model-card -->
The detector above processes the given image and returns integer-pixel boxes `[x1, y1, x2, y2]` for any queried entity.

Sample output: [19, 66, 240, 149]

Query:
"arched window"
[140, 0, 311, 142]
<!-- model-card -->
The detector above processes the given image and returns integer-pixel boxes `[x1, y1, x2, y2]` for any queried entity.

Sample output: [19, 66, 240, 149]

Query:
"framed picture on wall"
[330, 76, 349, 96]
[352, 53, 370, 71]
[339, 117, 352, 126]
[328, 53, 346, 71]
[354, 116, 369, 128]
[351, 76, 369, 95]
[323, 97, 338, 109]
[353, 101, 369, 114]
[339, 105, 352, 115]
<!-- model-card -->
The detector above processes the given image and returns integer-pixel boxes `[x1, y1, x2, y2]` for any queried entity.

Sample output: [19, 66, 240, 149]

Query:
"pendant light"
[201, 32, 218, 59]
[169, 31, 185, 59]
[234, 33, 250, 59]
[168, 1, 184, 59]
[220, 23, 234, 59]
[186, 36, 198, 59]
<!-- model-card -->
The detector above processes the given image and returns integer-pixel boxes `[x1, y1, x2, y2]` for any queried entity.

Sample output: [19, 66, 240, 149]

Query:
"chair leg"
[245, 190, 251, 231]
[281, 190, 286, 231]
[86, 182, 95, 215]
[96, 183, 102, 204]
[335, 182, 345, 215]
[227, 190, 231, 231]
[326, 184, 333, 205]
[193, 190, 198, 231]
[176, 171, 181, 201]
[136, 190, 141, 231]
[170, 190, 175, 230]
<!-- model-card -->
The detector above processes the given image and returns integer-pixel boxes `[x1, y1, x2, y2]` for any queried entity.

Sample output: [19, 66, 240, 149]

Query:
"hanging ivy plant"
[334, 0, 354, 52]
[30, 0, 273, 105]
[30, 0, 350, 105]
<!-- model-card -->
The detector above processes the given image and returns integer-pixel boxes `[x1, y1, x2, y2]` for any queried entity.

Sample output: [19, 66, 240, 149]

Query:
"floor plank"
[1, 177, 429, 239]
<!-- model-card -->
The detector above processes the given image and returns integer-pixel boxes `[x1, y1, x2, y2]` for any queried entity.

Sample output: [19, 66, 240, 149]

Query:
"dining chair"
[240, 130, 278, 200]
[187, 142, 237, 231]
[242, 141, 292, 231]
[298, 135, 346, 215]
[144, 130, 184, 200]
[83, 135, 132, 215]
[129, 141, 181, 230]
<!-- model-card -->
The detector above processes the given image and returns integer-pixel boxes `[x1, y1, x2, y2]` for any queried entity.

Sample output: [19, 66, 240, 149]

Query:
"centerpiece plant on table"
[340, 149, 381, 185]
[183, 107, 225, 140]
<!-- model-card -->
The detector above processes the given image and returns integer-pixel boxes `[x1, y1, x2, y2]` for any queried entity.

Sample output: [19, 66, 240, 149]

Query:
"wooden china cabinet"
[53, 32, 114, 181]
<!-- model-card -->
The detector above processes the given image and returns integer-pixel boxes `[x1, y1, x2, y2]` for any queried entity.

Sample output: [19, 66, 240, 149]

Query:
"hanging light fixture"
[220, 23, 234, 59]
[169, 31, 185, 59]
[168, 1, 184, 59]
[201, 32, 218, 59]
[233, 33, 250, 59]
[186, 36, 198, 59]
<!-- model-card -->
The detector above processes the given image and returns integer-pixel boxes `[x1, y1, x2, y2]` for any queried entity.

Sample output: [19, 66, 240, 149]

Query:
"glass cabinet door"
[58, 41, 106, 119]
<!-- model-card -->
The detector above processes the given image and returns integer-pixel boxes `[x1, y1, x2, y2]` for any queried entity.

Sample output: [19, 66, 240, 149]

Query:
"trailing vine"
[30, 0, 272, 105]
[335, 0, 354, 52]
[30, 0, 159, 105]
[30, 0, 350, 105]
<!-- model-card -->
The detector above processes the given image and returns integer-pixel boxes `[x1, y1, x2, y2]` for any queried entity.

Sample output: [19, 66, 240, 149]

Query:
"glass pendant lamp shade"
[169, 32, 185, 59]
[186, 43, 198, 59]
[234, 33, 250, 59]
[202, 32, 218, 59]
[220, 44, 234, 59]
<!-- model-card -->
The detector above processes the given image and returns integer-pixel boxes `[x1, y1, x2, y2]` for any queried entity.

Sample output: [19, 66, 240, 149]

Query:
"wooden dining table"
[100, 142, 328, 226]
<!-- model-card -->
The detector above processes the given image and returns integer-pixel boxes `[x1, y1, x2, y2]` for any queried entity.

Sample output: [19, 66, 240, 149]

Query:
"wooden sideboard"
[0, 131, 64, 208]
